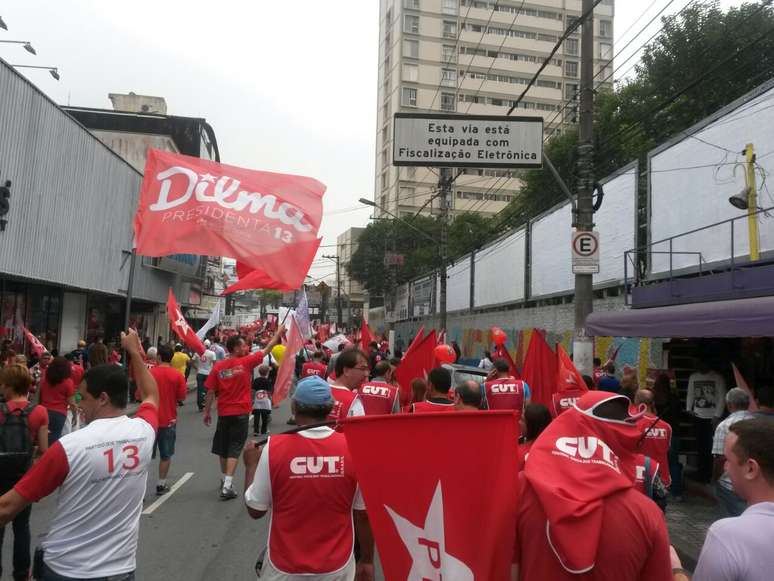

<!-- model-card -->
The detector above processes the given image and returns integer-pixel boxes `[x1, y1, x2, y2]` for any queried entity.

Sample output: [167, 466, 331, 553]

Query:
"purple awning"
[585, 295, 774, 338]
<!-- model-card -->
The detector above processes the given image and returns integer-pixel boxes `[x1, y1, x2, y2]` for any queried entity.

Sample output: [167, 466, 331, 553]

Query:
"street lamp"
[358, 197, 448, 331]
[11, 65, 60, 80]
[0, 40, 36, 54]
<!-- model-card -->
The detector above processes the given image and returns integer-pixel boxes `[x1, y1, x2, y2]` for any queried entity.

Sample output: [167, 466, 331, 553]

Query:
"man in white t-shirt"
[194, 340, 217, 411]
[712, 388, 754, 517]
[0, 329, 159, 581]
[694, 418, 774, 581]
[687, 361, 727, 483]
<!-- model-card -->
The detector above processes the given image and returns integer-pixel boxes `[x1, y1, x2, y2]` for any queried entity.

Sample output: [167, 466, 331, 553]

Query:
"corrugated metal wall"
[0, 60, 184, 304]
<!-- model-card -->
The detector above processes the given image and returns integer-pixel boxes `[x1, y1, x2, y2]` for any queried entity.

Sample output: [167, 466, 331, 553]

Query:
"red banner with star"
[166, 288, 205, 355]
[342, 412, 518, 579]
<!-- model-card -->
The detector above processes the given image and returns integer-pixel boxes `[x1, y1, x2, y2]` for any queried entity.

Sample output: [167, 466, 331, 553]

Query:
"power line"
[506, 0, 605, 115]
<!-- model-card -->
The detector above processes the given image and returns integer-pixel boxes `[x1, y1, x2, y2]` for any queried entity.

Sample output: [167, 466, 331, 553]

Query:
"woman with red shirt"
[0, 364, 48, 581]
[37, 357, 76, 445]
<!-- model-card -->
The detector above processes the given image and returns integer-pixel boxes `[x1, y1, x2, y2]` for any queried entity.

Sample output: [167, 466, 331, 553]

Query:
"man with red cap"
[514, 391, 672, 580]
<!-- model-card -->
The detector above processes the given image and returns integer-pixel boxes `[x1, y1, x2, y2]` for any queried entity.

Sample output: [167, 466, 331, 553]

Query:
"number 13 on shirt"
[103, 445, 140, 473]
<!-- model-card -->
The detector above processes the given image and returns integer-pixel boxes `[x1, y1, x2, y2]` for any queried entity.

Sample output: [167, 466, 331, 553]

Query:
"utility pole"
[323, 254, 343, 327]
[573, 0, 596, 375]
[745, 143, 760, 261]
[438, 168, 452, 332]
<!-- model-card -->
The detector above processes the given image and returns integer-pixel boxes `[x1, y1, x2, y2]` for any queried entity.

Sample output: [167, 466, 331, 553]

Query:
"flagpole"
[123, 249, 137, 331]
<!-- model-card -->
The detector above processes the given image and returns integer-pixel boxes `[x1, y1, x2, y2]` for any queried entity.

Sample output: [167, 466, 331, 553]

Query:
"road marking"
[142, 472, 194, 515]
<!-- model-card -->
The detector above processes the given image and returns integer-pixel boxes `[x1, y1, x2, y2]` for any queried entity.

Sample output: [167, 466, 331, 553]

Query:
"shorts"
[154, 426, 176, 460]
[211, 414, 249, 459]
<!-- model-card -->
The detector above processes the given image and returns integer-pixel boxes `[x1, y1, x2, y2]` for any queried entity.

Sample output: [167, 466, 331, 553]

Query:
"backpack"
[0, 401, 35, 482]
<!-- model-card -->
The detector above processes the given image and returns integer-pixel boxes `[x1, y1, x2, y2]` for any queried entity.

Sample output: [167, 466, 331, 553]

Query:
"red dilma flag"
[166, 289, 205, 356]
[343, 412, 518, 580]
[521, 329, 557, 408]
[134, 149, 325, 288]
[22, 326, 46, 357]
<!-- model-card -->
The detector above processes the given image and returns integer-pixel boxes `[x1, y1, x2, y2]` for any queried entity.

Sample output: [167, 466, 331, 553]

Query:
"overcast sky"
[1, 0, 747, 282]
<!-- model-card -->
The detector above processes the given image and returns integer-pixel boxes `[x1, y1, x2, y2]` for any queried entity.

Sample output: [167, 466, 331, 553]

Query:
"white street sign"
[572, 230, 600, 274]
[393, 113, 543, 168]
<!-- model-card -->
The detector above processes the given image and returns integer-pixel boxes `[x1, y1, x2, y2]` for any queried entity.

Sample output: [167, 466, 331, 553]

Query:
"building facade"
[0, 61, 215, 355]
[375, 0, 615, 218]
[337, 227, 366, 327]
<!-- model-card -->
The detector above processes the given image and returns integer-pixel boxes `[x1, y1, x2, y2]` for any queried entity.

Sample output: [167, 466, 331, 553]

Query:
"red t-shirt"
[411, 399, 455, 413]
[514, 479, 672, 580]
[2, 400, 48, 443]
[301, 361, 327, 379]
[150, 366, 188, 427]
[205, 351, 265, 416]
[39, 378, 76, 415]
[516, 440, 533, 472]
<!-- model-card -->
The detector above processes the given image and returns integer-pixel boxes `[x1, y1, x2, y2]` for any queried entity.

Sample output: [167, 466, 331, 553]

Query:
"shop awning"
[585, 295, 774, 338]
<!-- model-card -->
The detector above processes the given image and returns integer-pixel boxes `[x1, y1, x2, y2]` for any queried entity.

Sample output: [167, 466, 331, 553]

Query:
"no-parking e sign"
[572, 230, 600, 274]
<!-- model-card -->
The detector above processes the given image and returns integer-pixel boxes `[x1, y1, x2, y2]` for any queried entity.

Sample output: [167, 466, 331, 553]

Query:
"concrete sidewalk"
[667, 481, 721, 571]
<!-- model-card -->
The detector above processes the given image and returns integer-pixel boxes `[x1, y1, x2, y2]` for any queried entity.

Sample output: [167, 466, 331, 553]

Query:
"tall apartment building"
[375, 0, 615, 219]
[337, 227, 366, 326]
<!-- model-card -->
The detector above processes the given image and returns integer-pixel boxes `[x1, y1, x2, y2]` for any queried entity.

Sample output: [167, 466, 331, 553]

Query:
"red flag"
[360, 319, 374, 352]
[437, 329, 446, 345]
[395, 330, 437, 404]
[521, 329, 557, 408]
[405, 326, 426, 356]
[732, 362, 758, 412]
[493, 344, 520, 378]
[224, 237, 322, 294]
[272, 315, 304, 406]
[556, 344, 588, 393]
[134, 149, 325, 286]
[22, 326, 46, 357]
[166, 288, 205, 356]
[343, 412, 518, 579]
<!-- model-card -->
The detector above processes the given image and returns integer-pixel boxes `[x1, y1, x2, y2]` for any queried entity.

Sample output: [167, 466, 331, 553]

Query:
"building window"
[599, 42, 612, 60]
[381, 171, 388, 191]
[565, 82, 578, 100]
[404, 14, 419, 34]
[442, 44, 456, 63]
[443, 20, 457, 39]
[441, 92, 456, 111]
[381, 149, 389, 168]
[600, 20, 612, 38]
[599, 64, 613, 81]
[404, 0, 420, 9]
[565, 38, 578, 56]
[382, 100, 391, 120]
[566, 15, 580, 32]
[403, 63, 419, 82]
[399, 186, 415, 201]
[565, 60, 578, 78]
[441, 67, 456, 86]
[442, 0, 458, 15]
[402, 87, 418, 107]
[404, 38, 419, 59]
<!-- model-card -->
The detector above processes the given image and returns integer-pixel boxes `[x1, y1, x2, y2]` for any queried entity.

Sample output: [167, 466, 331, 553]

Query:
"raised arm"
[122, 329, 159, 409]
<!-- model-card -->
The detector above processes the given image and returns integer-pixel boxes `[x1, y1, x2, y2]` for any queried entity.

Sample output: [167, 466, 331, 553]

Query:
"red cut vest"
[327, 386, 356, 422]
[411, 400, 455, 413]
[636, 415, 672, 487]
[267, 431, 357, 574]
[550, 388, 586, 418]
[629, 453, 661, 497]
[301, 361, 327, 379]
[484, 378, 526, 418]
[354, 381, 399, 415]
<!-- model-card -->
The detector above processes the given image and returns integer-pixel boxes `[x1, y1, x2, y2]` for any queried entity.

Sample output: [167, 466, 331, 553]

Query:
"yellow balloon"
[271, 344, 286, 364]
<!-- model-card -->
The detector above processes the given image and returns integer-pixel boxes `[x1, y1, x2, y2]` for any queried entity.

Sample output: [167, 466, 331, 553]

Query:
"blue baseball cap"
[293, 376, 333, 406]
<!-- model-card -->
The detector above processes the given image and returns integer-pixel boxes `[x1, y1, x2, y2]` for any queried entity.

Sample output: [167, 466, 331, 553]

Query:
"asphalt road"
[2, 393, 283, 581]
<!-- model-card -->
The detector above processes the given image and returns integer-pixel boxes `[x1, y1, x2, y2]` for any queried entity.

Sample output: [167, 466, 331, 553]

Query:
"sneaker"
[220, 487, 238, 501]
[156, 484, 170, 496]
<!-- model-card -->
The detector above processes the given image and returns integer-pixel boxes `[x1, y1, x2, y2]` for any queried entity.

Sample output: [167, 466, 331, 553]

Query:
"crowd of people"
[0, 326, 772, 580]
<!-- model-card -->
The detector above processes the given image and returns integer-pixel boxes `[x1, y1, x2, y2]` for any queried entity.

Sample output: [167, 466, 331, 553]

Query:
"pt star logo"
[385, 482, 473, 581]
[174, 308, 191, 335]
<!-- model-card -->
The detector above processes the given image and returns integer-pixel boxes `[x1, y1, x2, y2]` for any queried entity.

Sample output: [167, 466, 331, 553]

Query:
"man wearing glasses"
[327, 350, 370, 421]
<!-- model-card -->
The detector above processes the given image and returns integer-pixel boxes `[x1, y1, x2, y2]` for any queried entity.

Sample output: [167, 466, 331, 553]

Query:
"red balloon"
[492, 327, 507, 347]
[434, 344, 456, 364]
